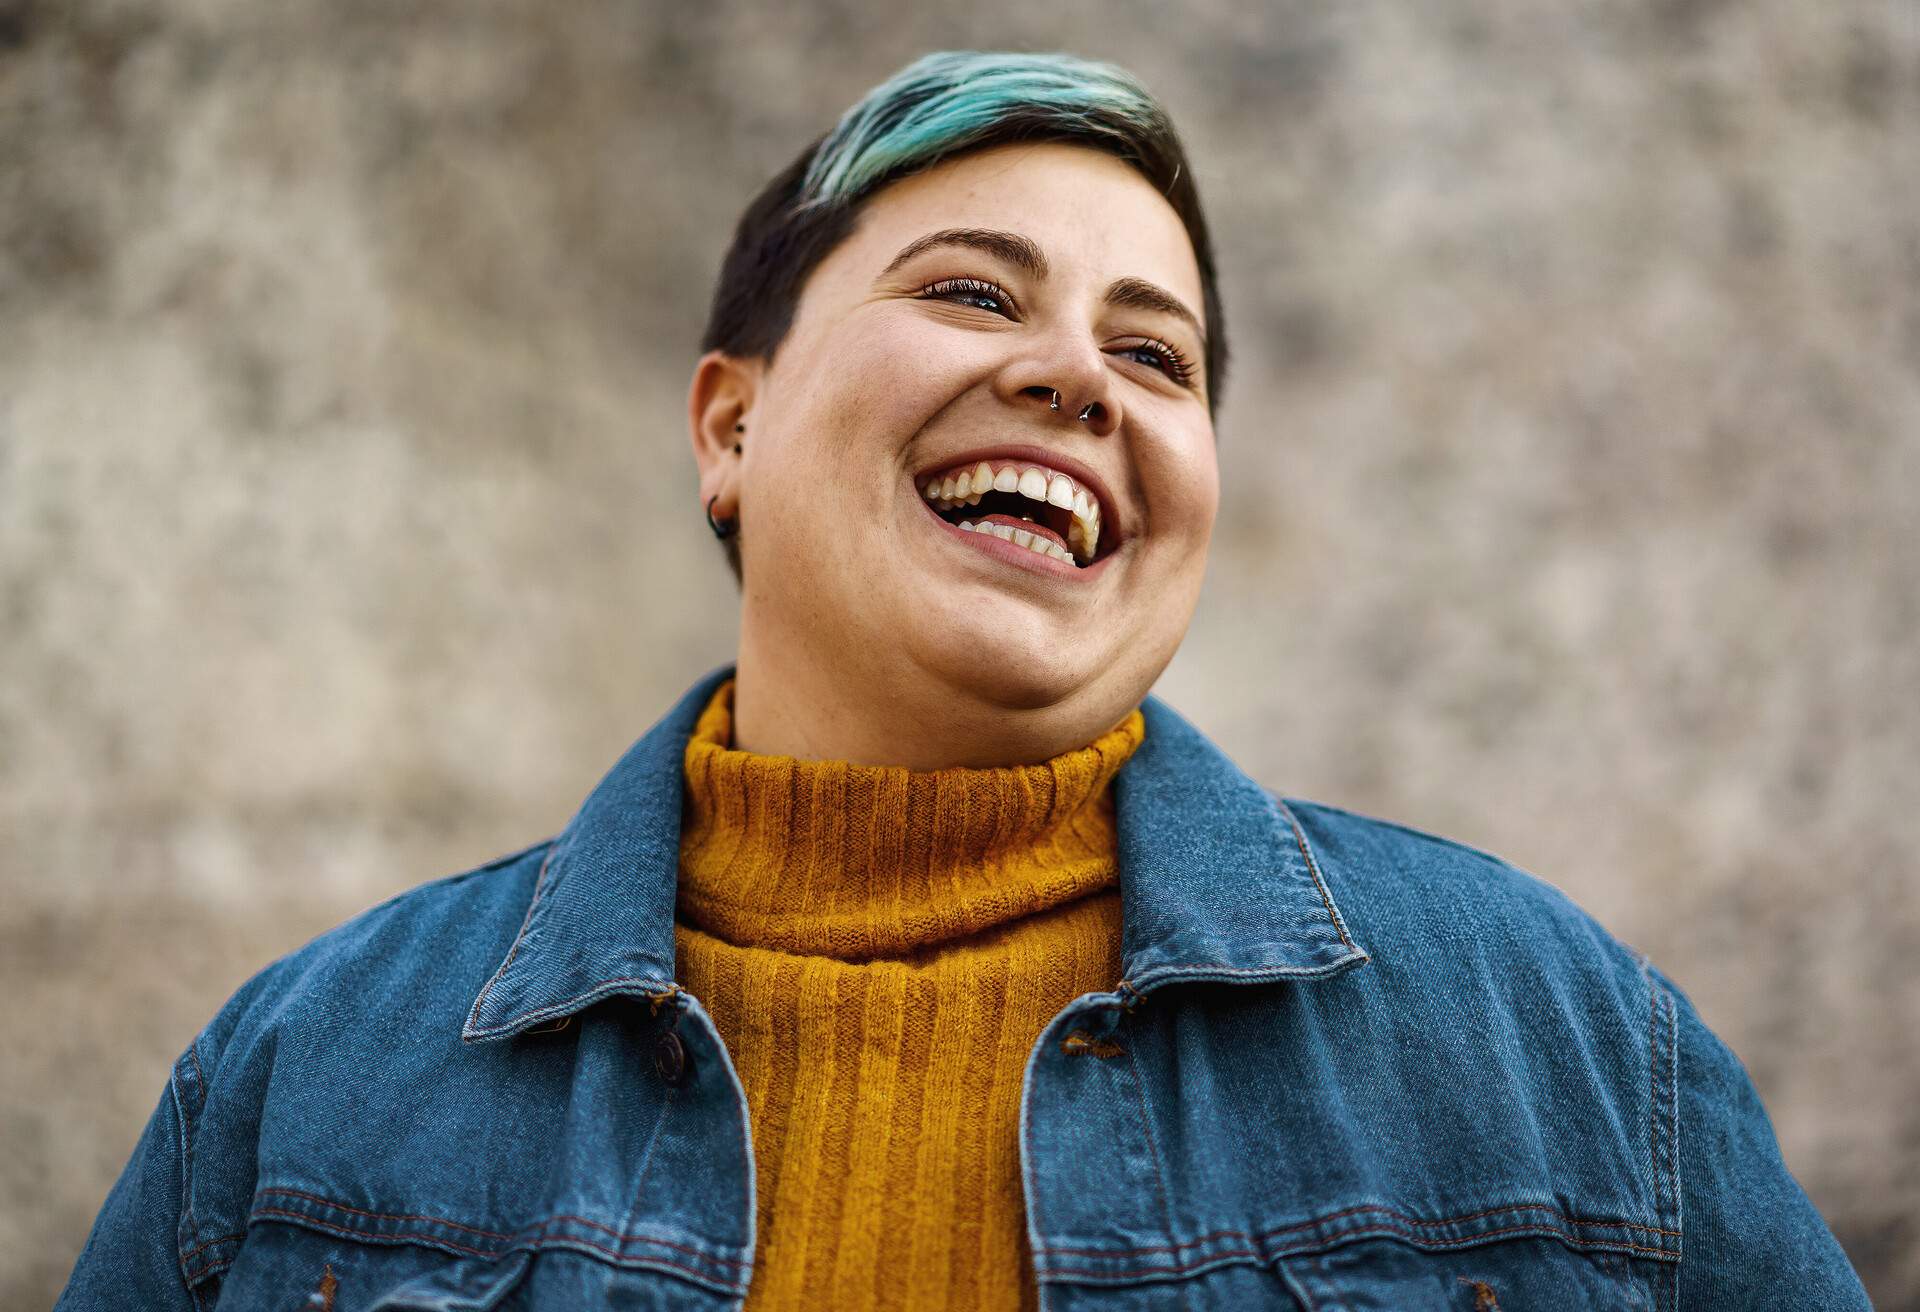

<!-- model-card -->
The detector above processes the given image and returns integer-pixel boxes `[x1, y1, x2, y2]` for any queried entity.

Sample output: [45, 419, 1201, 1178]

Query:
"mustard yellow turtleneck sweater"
[672, 677, 1146, 1311]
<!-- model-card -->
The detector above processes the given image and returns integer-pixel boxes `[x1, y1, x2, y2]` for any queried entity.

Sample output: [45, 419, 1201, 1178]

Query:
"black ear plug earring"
[709, 422, 746, 538]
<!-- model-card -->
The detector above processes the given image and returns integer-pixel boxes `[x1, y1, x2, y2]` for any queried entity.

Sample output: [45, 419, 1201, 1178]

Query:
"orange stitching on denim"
[251, 1188, 749, 1268]
[249, 1207, 741, 1285]
[1458, 1277, 1499, 1310]
[1060, 1030, 1126, 1058]
[180, 1232, 244, 1266]
[311, 1263, 338, 1312]
[182, 1229, 245, 1287]
[257, 1189, 516, 1239]
[646, 982, 684, 1017]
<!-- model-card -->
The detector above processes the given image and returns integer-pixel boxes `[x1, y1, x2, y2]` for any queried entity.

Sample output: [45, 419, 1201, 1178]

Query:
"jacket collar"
[465, 663, 1367, 1042]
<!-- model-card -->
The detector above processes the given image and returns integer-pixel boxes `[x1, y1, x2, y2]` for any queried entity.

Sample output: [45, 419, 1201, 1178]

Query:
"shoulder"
[192, 838, 553, 1079]
[1281, 795, 1649, 981]
[1274, 795, 1661, 1061]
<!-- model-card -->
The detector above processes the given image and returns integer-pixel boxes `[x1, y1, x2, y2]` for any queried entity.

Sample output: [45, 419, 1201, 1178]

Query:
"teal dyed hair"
[796, 52, 1182, 209]
[700, 50, 1227, 584]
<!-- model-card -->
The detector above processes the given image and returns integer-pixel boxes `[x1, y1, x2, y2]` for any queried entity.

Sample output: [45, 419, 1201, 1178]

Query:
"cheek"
[747, 313, 991, 547]
[1191, 442, 1222, 523]
[796, 308, 994, 441]
[1146, 433, 1221, 547]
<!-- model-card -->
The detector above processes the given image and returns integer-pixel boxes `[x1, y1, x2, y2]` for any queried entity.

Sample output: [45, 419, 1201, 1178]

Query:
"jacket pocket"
[200, 1217, 531, 1312]
[1278, 1234, 1661, 1311]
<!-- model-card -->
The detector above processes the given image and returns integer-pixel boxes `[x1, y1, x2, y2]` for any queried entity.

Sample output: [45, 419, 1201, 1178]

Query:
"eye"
[1116, 337, 1198, 388]
[918, 276, 1016, 316]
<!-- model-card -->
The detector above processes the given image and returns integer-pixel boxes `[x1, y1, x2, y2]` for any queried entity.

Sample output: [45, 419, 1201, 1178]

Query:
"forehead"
[825, 141, 1205, 324]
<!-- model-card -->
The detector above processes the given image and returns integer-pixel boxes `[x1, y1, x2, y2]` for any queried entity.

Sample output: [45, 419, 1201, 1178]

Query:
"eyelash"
[917, 276, 1197, 388]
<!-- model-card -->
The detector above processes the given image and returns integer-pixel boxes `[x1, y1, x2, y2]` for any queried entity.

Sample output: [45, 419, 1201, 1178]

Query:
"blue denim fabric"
[58, 662, 1869, 1310]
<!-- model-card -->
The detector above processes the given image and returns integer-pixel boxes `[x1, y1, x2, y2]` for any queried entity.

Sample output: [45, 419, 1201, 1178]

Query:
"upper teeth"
[919, 459, 1102, 564]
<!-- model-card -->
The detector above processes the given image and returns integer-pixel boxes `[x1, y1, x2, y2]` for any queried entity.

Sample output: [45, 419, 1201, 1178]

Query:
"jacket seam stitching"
[615, 1074, 677, 1247]
[1272, 796, 1361, 953]
[184, 1241, 244, 1286]
[1651, 975, 1671, 1312]
[1642, 958, 1666, 1224]
[1658, 979, 1674, 1306]
[1127, 960, 1363, 983]
[1038, 1200, 1682, 1255]
[1038, 1215, 1680, 1278]
[249, 1187, 749, 1268]
[480, 977, 681, 1034]
[1633, 949, 1685, 1312]
[246, 1206, 746, 1286]
[465, 845, 557, 1034]
[180, 1230, 244, 1269]
[1118, 1035, 1193, 1312]
[172, 1040, 207, 1294]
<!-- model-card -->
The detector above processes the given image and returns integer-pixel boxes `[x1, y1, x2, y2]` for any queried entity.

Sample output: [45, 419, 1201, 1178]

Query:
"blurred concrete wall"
[3, 1, 1915, 1304]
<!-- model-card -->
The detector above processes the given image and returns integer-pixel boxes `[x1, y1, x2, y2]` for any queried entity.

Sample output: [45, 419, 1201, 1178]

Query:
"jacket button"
[654, 1030, 689, 1087]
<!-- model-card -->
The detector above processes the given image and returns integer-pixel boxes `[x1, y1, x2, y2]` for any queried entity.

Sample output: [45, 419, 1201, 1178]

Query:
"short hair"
[699, 50, 1229, 585]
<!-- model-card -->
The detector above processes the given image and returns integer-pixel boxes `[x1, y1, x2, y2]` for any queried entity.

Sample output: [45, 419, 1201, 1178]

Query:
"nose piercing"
[1049, 390, 1097, 423]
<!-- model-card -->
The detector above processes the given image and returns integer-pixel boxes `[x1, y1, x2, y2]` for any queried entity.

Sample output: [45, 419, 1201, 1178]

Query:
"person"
[59, 49, 1868, 1312]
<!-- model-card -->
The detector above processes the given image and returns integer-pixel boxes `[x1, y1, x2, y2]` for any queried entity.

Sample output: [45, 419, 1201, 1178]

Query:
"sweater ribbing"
[673, 678, 1145, 1310]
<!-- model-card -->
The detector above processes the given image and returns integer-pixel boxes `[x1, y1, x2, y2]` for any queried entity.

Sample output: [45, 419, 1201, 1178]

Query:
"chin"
[912, 632, 1104, 712]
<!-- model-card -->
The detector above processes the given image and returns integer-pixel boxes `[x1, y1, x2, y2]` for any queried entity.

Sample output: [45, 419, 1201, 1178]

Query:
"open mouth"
[916, 457, 1112, 569]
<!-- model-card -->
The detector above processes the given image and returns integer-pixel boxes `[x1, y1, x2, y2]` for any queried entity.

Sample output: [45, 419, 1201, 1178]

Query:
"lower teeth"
[959, 520, 1077, 566]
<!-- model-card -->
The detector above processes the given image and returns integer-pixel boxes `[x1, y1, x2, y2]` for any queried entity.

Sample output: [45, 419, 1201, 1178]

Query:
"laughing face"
[689, 141, 1220, 767]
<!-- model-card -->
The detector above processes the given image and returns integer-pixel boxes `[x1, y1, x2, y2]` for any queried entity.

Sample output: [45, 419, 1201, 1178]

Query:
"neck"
[731, 628, 1141, 769]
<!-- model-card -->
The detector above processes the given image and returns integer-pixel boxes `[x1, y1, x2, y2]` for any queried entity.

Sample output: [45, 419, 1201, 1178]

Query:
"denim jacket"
[59, 663, 1868, 1310]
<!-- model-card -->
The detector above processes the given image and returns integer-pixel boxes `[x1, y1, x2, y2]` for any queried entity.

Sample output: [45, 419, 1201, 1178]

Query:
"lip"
[917, 495, 1118, 581]
[910, 442, 1125, 555]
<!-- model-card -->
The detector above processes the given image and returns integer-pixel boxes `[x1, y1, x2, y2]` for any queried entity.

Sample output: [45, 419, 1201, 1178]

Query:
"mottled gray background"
[3, 1, 1915, 1306]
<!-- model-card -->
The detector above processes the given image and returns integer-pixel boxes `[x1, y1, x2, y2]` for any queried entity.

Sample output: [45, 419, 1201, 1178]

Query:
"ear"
[687, 350, 760, 519]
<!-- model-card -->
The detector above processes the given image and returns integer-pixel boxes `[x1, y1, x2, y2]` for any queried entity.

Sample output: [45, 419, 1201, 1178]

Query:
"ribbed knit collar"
[676, 677, 1146, 961]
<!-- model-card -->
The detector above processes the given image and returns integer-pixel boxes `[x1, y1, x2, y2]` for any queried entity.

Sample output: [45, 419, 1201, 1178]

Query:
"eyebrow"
[877, 226, 1208, 356]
